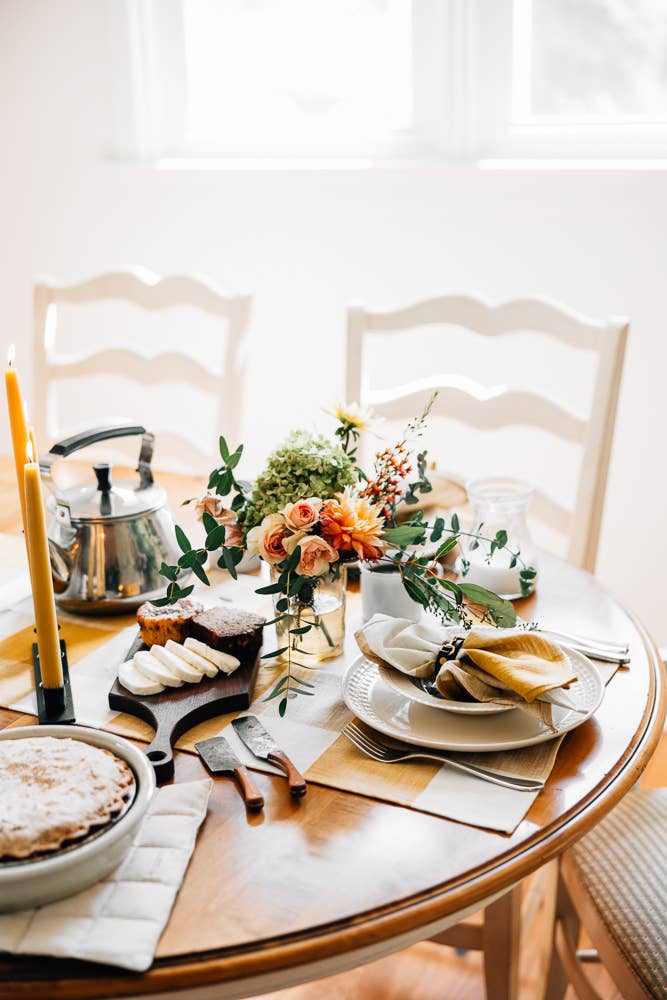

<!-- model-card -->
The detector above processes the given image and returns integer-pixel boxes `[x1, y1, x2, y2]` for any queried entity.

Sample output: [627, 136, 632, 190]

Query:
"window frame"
[119, 0, 667, 165]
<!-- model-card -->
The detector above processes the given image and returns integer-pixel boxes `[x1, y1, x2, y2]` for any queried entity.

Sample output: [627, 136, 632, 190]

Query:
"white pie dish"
[0, 725, 155, 913]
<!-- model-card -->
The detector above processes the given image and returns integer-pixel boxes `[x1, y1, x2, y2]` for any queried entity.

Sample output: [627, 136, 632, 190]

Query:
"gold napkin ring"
[436, 636, 465, 668]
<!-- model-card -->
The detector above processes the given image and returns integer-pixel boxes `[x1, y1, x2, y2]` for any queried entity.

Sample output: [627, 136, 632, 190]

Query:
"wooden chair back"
[33, 268, 252, 473]
[346, 295, 628, 572]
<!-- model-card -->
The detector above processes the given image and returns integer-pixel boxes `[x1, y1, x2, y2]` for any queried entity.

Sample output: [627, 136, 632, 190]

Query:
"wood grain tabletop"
[0, 456, 663, 1000]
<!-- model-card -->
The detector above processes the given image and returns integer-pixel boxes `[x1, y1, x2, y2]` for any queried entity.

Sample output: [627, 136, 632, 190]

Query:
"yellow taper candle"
[24, 441, 63, 688]
[5, 346, 29, 537]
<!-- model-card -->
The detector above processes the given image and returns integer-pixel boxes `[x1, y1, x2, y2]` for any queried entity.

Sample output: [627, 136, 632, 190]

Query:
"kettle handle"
[39, 424, 155, 496]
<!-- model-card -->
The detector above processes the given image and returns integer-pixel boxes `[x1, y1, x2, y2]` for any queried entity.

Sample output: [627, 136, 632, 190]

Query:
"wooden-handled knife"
[195, 736, 264, 811]
[232, 715, 307, 797]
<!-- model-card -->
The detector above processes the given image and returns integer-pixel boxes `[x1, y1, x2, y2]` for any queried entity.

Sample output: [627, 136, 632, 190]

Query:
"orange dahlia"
[320, 489, 386, 561]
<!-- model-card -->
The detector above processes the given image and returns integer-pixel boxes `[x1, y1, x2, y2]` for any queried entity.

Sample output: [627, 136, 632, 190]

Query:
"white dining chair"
[33, 267, 252, 473]
[346, 295, 628, 574]
[346, 293, 628, 999]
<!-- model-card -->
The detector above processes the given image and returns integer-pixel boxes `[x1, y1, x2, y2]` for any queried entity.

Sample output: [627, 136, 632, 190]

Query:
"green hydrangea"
[246, 430, 357, 529]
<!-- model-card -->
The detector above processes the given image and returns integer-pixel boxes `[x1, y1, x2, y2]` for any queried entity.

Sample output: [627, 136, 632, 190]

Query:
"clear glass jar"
[457, 477, 538, 599]
[270, 565, 347, 661]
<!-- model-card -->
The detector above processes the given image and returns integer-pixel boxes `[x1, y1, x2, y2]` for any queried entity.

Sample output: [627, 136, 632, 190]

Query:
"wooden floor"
[257, 729, 667, 1000]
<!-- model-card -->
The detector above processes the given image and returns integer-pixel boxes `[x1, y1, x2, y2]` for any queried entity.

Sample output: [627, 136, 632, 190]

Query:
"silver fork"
[342, 722, 543, 792]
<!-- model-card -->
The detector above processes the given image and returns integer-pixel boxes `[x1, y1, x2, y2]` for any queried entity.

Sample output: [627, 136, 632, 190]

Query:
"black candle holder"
[32, 638, 75, 725]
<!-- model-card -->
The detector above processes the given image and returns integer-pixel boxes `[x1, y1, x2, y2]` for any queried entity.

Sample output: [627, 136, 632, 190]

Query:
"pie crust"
[0, 737, 134, 860]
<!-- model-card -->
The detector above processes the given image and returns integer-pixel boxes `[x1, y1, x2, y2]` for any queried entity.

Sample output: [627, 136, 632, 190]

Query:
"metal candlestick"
[32, 638, 75, 725]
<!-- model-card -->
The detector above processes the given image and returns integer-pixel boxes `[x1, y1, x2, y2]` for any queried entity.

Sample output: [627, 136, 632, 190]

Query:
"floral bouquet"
[156, 397, 536, 715]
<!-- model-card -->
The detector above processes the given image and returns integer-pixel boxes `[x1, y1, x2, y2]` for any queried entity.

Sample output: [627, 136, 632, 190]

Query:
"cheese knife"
[195, 735, 264, 811]
[232, 715, 307, 797]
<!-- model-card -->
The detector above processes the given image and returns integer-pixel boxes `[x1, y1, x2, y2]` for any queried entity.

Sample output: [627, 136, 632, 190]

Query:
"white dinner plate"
[342, 649, 604, 753]
[378, 664, 514, 715]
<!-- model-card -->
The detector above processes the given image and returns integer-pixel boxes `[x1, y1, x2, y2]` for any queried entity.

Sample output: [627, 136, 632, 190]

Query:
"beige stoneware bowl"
[0, 725, 155, 912]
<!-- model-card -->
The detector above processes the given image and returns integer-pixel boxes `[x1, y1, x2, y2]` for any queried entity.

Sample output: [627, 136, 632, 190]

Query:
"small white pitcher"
[360, 564, 422, 623]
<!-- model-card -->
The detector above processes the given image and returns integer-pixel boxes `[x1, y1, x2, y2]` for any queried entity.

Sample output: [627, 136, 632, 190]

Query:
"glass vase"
[270, 565, 347, 661]
[457, 476, 539, 599]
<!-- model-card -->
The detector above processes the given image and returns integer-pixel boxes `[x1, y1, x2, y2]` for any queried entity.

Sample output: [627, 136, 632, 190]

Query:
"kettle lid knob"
[93, 463, 112, 493]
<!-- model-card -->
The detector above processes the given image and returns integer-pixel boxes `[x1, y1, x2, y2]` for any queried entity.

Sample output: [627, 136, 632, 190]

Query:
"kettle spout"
[48, 538, 73, 594]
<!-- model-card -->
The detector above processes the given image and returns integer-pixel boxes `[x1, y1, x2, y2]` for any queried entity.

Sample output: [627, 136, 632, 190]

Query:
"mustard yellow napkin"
[446, 629, 575, 702]
[355, 614, 578, 730]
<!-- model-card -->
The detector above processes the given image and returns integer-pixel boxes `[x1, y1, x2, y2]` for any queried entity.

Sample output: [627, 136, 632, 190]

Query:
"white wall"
[1, 1, 665, 642]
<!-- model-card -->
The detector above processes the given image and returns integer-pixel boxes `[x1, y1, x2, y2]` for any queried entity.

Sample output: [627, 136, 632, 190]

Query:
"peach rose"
[246, 513, 289, 565]
[292, 535, 339, 577]
[195, 492, 227, 521]
[195, 493, 243, 547]
[282, 497, 322, 531]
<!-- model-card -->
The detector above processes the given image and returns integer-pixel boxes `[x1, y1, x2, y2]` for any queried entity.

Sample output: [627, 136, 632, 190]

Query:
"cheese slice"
[166, 639, 218, 678]
[119, 658, 165, 696]
[134, 650, 184, 688]
[151, 643, 203, 683]
[184, 637, 240, 675]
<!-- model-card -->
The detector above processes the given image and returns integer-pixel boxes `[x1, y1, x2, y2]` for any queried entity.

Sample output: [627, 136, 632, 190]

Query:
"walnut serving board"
[108, 632, 261, 783]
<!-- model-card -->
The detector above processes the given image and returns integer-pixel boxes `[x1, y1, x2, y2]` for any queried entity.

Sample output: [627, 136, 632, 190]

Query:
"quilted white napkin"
[0, 779, 211, 972]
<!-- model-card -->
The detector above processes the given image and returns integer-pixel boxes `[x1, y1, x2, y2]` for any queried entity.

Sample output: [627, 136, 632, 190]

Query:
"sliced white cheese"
[151, 643, 203, 683]
[134, 650, 184, 688]
[166, 639, 218, 678]
[184, 637, 240, 675]
[119, 658, 165, 696]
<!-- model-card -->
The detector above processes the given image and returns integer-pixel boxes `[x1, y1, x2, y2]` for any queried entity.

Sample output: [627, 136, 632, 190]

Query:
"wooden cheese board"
[108, 632, 261, 783]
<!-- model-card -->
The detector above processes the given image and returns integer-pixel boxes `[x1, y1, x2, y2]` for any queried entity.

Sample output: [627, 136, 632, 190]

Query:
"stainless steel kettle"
[40, 425, 182, 615]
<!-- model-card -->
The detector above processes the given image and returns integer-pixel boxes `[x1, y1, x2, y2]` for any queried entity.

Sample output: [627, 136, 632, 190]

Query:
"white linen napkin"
[356, 613, 580, 727]
[0, 779, 211, 972]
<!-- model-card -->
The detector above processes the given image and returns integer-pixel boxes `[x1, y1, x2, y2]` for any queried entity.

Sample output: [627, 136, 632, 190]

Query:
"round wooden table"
[0, 458, 663, 1000]
[0, 552, 664, 1000]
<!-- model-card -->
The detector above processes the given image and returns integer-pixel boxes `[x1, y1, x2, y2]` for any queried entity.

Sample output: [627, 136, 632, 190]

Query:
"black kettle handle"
[40, 424, 155, 492]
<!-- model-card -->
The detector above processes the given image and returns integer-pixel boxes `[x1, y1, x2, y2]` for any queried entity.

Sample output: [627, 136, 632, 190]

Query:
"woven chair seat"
[570, 787, 667, 999]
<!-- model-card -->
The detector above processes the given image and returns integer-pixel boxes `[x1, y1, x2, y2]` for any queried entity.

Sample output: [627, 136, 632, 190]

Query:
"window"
[124, 0, 667, 162]
[477, 0, 667, 158]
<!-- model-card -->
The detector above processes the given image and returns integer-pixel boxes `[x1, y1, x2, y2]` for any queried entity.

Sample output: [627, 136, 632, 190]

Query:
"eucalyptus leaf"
[175, 525, 191, 553]
[458, 583, 517, 627]
[219, 436, 230, 462]
[202, 511, 218, 535]
[227, 445, 243, 469]
[382, 525, 426, 547]
[285, 545, 301, 573]
[435, 536, 459, 560]
[221, 546, 238, 580]
[430, 516, 444, 543]
[191, 560, 210, 586]
[255, 581, 284, 595]
[205, 524, 227, 550]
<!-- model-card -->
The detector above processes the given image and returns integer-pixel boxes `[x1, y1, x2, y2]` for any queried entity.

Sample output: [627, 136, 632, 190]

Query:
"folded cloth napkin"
[356, 614, 578, 729]
[0, 779, 212, 972]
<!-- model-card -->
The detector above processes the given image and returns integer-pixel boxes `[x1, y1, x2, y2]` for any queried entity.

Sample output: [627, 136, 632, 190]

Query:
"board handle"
[144, 724, 175, 783]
